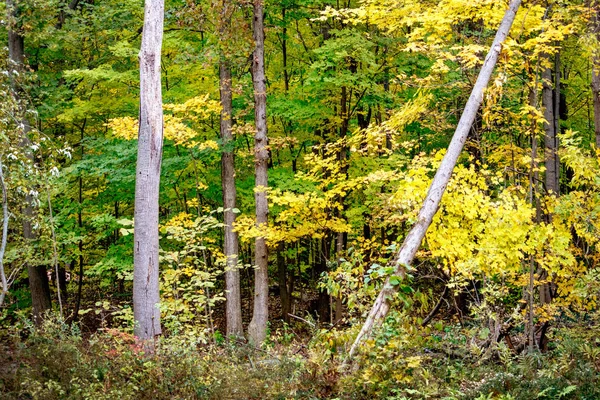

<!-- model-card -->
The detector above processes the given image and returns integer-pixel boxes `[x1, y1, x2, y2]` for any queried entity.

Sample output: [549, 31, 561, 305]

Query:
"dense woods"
[1, 0, 600, 398]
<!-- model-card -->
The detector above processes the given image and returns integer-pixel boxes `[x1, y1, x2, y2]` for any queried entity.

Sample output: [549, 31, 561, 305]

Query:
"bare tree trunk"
[133, 0, 164, 346]
[594, 61, 600, 149]
[335, 232, 345, 323]
[542, 55, 559, 195]
[7, 0, 52, 324]
[527, 75, 542, 351]
[348, 0, 523, 358]
[247, 0, 269, 346]
[315, 235, 331, 322]
[277, 242, 290, 322]
[592, 1, 600, 149]
[73, 121, 85, 322]
[219, 14, 243, 335]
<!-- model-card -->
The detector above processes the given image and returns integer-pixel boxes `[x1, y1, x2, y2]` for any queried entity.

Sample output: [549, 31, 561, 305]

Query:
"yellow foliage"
[107, 94, 221, 148]
[107, 116, 138, 140]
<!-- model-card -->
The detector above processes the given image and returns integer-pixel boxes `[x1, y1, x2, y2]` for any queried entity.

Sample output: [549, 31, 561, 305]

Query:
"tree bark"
[542, 55, 559, 195]
[348, 0, 523, 358]
[315, 235, 331, 322]
[73, 121, 85, 322]
[133, 0, 164, 345]
[277, 242, 290, 322]
[247, 0, 269, 346]
[594, 60, 600, 149]
[219, 24, 243, 335]
[7, 0, 52, 324]
[592, 2, 600, 148]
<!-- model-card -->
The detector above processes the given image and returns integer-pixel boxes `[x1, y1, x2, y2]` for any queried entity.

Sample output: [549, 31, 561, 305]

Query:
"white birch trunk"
[133, 0, 164, 344]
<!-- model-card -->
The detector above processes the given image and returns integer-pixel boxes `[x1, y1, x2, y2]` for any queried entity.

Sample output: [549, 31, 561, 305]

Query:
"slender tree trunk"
[335, 231, 345, 323]
[527, 74, 542, 351]
[219, 50, 243, 336]
[73, 121, 85, 321]
[315, 235, 330, 322]
[348, 0, 523, 358]
[133, 0, 164, 345]
[542, 55, 559, 195]
[247, 0, 269, 346]
[540, 61, 556, 306]
[538, 51, 561, 349]
[592, 1, 600, 148]
[277, 242, 290, 322]
[594, 62, 600, 149]
[0, 160, 9, 306]
[7, 0, 52, 324]
[282, 6, 289, 92]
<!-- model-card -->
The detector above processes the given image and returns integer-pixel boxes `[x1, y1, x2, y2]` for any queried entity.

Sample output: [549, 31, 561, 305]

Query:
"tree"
[348, 0, 523, 357]
[219, 0, 243, 337]
[247, 0, 269, 345]
[6, 0, 52, 323]
[133, 0, 164, 345]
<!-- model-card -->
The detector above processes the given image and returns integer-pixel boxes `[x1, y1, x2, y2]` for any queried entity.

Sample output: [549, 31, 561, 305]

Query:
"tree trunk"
[7, 0, 52, 324]
[220, 62, 243, 337]
[73, 121, 85, 322]
[277, 242, 290, 322]
[315, 235, 331, 322]
[247, 0, 269, 346]
[218, 0, 243, 338]
[348, 0, 523, 358]
[335, 231, 345, 323]
[133, 0, 164, 345]
[594, 59, 600, 149]
[542, 55, 559, 195]
[592, 1, 600, 148]
[0, 160, 9, 307]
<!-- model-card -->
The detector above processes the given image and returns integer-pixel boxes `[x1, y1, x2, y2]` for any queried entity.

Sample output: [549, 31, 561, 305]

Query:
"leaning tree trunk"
[7, 0, 52, 324]
[247, 0, 269, 346]
[133, 0, 164, 346]
[348, 0, 523, 358]
[219, 0, 243, 335]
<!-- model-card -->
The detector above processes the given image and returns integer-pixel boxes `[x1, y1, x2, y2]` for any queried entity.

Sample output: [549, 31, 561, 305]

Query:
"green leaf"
[389, 276, 401, 286]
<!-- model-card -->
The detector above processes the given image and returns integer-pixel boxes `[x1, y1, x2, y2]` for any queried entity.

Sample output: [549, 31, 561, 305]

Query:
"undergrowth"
[0, 315, 598, 399]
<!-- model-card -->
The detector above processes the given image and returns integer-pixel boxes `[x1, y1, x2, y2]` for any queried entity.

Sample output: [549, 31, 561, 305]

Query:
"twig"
[421, 286, 448, 327]
[45, 176, 63, 318]
[287, 313, 315, 327]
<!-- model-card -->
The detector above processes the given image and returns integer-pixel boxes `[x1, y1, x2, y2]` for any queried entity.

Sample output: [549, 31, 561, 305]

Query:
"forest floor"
[1, 293, 599, 399]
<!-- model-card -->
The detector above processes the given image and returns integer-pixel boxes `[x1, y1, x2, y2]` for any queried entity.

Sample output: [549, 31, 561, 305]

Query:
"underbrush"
[0, 316, 598, 399]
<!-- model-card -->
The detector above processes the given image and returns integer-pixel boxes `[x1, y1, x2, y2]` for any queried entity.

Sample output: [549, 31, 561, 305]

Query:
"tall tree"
[219, 0, 243, 337]
[348, 0, 523, 357]
[133, 0, 164, 345]
[6, 0, 52, 324]
[247, 0, 269, 345]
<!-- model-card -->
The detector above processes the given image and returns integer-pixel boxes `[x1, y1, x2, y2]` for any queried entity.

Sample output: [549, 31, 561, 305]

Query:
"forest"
[1, 0, 600, 398]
